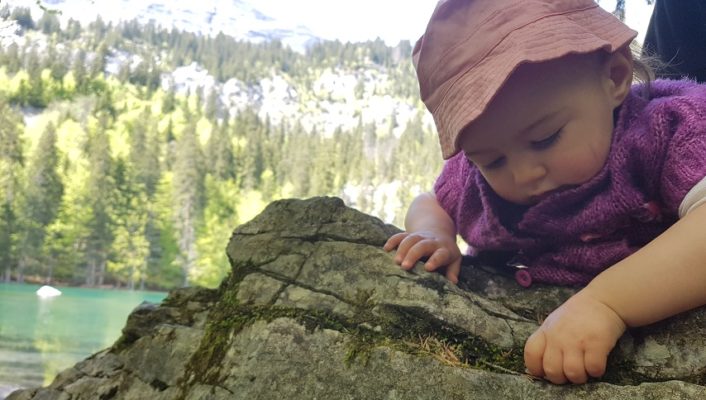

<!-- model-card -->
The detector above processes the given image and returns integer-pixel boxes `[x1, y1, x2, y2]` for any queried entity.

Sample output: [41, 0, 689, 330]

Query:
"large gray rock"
[10, 197, 706, 399]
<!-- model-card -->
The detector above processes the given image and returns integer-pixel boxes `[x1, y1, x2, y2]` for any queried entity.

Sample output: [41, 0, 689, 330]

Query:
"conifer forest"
[0, 7, 442, 289]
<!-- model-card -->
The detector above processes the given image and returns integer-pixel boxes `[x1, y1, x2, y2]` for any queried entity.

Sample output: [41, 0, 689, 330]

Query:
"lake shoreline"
[0, 280, 169, 294]
[0, 283, 168, 396]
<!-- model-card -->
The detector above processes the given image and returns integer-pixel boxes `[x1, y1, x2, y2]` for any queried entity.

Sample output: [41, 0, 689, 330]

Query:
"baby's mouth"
[529, 186, 573, 203]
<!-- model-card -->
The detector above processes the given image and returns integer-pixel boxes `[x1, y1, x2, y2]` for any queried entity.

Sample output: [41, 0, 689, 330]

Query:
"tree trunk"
[86, 259, 96, 286]
[45, 261, 54, 284]
[97, 257, 105, 287]
[128, 264, 135, 290]
[17, 257, 26, 283]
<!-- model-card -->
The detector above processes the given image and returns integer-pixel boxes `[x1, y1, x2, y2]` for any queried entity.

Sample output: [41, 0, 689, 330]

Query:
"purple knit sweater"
[434, 80, 706, 286]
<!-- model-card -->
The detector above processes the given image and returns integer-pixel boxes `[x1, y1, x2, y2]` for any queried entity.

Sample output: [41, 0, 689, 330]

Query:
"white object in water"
[36, 285, 62, 297]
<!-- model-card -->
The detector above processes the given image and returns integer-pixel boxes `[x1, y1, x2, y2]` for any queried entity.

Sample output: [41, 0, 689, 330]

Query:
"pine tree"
[37, 10, 61, 35]
[0, 101, 24, 198]
[109, 158, 149, 289]
[129, 108, 161, 196]
[0, 204, 18, 282]
[91, 42, 109, 78]
[309, 136, 336, 197]
[236, 110, 266, 190]
[172, 122, 205, 286]
[17, 122, 64, 281]
[62, 18, 82, 41]
[150, 174, 183, 289]
[104, 109, 162, 288]
[164, 118, 177, 170]
[0, 101, 24, 281]
[49, 45, 70, 83]
[83, 115, 115, 286]
[162, 87, 177, 113]
[281, 122, 312, 197]
[4, 43, 21, 74]
[205, 118, 235, 181]
[11, 7, 34, 30]
[72, 49, 88, 93]
[269, 119, 287, 187]
[204, 88, 219, 120]
[193, 176, 238, 288]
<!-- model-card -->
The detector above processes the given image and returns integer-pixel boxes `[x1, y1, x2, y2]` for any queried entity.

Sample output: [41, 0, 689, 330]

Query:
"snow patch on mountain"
[2, 0, 429, 138]
[2, 0, 320, 52]
[159, 62, 428, 140]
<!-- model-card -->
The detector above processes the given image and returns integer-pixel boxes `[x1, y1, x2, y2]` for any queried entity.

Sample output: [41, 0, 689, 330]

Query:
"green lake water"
[0, 283, 167, 398]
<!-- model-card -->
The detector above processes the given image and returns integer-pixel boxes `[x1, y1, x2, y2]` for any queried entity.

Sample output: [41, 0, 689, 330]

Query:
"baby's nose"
[512, 163, 547, 186]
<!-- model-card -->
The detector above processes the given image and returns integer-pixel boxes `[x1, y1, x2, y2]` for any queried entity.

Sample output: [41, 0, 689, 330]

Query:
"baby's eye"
[483, 156, 506, 170]
[531, 130, 562, 150]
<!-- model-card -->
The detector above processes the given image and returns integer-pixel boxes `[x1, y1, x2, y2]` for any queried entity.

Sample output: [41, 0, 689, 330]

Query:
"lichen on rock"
[9, 197, 706, 399]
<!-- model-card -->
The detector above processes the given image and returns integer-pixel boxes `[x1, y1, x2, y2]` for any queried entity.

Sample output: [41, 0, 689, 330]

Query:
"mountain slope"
[3, 0, 320, 51]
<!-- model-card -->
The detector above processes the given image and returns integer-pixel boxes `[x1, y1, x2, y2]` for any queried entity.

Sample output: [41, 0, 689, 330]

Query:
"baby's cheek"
[554, 149, 606, 184]
[481, 174, 526, 204]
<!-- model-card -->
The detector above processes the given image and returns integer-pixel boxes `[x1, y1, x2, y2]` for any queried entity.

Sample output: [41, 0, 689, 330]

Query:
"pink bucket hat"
[413, 0, 638, 159]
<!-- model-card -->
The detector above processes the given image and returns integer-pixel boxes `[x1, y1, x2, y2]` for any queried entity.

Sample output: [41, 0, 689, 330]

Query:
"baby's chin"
[512, 185, 579, 206]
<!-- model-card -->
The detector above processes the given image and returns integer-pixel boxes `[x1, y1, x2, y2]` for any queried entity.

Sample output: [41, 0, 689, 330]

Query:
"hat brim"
[434, 6, 637, 159]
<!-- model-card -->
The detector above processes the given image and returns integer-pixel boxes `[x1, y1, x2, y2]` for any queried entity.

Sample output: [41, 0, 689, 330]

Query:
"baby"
[385, 0, 706, 384]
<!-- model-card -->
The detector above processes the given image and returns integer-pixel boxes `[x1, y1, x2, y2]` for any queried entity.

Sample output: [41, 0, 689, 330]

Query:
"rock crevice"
[10, 197, 706, 399]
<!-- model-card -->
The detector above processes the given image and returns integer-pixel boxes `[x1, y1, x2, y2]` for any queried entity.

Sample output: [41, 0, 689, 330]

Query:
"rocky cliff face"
[9, 197, 706, 399]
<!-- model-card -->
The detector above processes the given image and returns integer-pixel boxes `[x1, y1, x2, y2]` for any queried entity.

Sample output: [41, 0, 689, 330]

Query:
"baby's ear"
[602, 45, 634, 107]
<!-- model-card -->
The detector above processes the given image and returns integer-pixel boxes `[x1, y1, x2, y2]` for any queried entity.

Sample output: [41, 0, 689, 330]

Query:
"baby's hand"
[383, 231, 462, 283]
[524, 290, 626, 384]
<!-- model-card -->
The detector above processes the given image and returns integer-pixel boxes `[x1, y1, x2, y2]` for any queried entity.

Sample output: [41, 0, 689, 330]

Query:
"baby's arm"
[525, 204, 706, 384]
[384, 192, 462, 283]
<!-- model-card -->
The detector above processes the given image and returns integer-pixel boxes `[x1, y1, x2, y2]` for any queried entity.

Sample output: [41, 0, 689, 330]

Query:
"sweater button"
[580, 233, 602, 242]
[515, 269, 532, 288]
[642, 201, 662, 221]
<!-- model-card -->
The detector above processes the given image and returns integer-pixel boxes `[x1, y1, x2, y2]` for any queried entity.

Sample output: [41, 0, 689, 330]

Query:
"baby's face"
[460, 54, 617, 205]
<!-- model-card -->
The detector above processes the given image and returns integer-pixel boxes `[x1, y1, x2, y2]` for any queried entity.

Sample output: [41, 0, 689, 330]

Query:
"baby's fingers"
[584, 347, 608, 378]
[524, 330, 546, 378]
[444, 258, 461, 284]
[563, 350, 588, 384]
[384, 232, 409, 252]
[425, 250, 461, 284]
[399, 239, 441, 270]
[542, 345, 567, 384]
